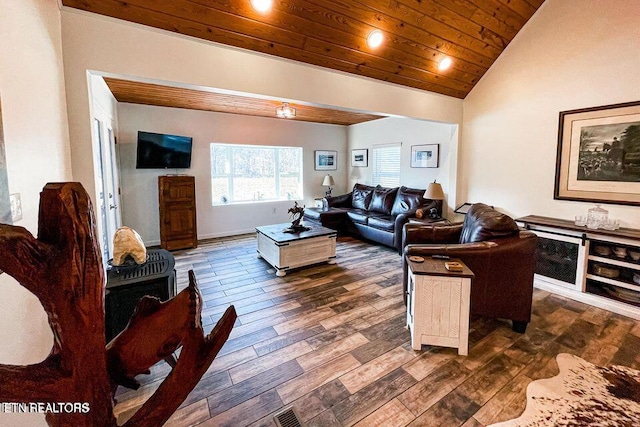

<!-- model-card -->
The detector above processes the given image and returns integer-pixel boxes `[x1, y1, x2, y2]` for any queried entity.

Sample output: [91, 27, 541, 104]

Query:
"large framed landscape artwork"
[555, 101, 640, 206]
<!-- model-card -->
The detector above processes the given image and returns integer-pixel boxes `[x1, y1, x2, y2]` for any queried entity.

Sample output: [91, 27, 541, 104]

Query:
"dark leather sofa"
[402, 203, 537, 333]
[304, 183, 442, 252]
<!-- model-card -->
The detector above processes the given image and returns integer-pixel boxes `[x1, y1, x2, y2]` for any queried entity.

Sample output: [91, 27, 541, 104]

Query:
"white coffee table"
[256, 223, 337, 276]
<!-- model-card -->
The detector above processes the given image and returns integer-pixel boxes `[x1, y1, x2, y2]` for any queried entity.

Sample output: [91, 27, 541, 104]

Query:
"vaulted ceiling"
[65, 1, 545, 124]
[62, 0, 544, 100]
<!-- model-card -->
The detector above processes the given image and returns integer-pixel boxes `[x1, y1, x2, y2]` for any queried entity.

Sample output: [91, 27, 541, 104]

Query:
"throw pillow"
[368, 185, 398, 214]
[351, 183, 374, 210]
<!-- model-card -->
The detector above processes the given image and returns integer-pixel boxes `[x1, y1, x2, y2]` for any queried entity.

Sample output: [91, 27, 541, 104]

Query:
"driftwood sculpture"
[112, 225, 147, 265]
[0, 182, 236, 426]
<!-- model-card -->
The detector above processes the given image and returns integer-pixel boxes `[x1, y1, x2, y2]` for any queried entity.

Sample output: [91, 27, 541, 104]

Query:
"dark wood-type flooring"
[114, 234, 640, 426]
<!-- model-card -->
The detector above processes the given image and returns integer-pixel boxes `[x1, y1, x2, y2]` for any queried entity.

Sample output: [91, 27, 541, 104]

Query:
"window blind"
[372, 143, 401, 187]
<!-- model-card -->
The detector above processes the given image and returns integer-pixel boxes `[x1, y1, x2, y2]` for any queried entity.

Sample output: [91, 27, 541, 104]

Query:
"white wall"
[348, 117, 458, 215]
[60, 8, 463, 216]
[0, 0, 71, 425]
[118, 104, 348, 243]
[462, 0, 640, 228]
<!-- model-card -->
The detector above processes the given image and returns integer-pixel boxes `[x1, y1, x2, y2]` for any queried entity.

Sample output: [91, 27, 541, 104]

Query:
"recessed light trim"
[367, 30, 384, 48]
[250, 0, 272, 13]
[438, 56, 453, 71]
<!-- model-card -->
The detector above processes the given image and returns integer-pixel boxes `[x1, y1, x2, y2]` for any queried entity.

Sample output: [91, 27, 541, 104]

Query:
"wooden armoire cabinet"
[158, 175, 197, 251]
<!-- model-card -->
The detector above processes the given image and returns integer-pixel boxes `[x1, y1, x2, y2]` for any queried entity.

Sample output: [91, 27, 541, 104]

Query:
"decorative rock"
[113, 226, 147, 265]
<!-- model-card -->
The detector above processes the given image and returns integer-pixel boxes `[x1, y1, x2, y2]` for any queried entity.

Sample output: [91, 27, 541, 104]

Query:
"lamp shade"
[322, 175, 335, 186]
[424, 182, 445, 200]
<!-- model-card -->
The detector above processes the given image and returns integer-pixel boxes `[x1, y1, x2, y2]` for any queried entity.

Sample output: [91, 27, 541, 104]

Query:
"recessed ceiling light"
[438, 56, 453, 71]
[367, 30, 384, 49]
[250, 0, 272, 13]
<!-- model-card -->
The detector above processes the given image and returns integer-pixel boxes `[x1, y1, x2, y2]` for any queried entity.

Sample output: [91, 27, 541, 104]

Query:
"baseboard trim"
[144, 229, 257, 249]
[198, 228, 257, 240]
[534, 278, 640, 321]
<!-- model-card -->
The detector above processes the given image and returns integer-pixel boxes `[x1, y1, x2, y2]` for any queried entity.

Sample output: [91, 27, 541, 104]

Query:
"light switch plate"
[10, 193, 22, 222]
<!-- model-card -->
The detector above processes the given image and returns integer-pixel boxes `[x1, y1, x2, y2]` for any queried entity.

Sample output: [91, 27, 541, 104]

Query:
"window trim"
[210, 143, 303, 205]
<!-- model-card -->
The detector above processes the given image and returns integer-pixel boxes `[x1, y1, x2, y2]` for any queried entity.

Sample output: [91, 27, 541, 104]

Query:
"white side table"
[406, 257, 474, 355]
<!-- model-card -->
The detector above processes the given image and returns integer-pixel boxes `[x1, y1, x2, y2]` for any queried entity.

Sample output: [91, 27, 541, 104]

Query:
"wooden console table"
[406, 257, 474, 355]
[517, 215, 640, 320]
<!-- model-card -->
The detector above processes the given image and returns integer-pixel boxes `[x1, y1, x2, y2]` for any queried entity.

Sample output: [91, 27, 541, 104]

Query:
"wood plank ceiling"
[64, 0, 544, 124]
[103, 77, 385, 126]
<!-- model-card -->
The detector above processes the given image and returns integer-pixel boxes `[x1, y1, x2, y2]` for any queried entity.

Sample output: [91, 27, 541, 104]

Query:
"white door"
[94, 118, 122, 263]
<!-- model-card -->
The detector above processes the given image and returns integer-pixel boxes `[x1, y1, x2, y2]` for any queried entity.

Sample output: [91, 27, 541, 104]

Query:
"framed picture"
[555, 101, 640, 206]
[411, 144, 439, 168]
[351, 149, 368, 167]
[314, 150, 337, 171]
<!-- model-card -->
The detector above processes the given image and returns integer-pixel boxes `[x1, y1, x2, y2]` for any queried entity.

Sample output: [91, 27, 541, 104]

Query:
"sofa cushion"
[391, 186, 427, 216]
[368, 186, 398, 214]
[304, 207, 348, 221]
[367, 216, 395, 231]
[459, 203, 520, 244]
[346, 209, 370, 224]
[351, 184, 374, 210]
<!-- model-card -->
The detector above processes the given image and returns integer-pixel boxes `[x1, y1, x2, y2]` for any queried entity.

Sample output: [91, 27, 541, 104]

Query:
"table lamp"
[424, 181, 445, 201]
[322, 174, 335, 197]
[424, 181, 445, 219]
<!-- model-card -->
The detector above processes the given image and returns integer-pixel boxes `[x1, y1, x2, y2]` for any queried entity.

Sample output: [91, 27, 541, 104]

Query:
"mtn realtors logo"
[1, 402, 90, 414]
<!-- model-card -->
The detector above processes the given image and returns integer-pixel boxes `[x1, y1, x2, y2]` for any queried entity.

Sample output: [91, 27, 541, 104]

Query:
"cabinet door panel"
[159, 176, 197, 250]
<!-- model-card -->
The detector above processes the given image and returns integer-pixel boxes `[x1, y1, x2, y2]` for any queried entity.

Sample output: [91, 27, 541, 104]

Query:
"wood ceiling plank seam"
[432, 0, 478, 19]
[494, 0, 537, 20]
[123, 0, 307, 49]
[466, 7, 522, 40]
[351, 0, 503, 60]
[438, 0, 525, 39]
[470, 0, 527, 26]
[390, 0, 510, 50]
[303, 38, 472, 93]
[306, 0, 494, 73]
[523, 0, 545, 9]
[297, 0, 484, 84]
[469, 11, 514, 46]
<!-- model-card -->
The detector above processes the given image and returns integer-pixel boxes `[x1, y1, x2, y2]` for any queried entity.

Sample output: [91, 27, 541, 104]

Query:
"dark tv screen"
[136, 131, 193, 169]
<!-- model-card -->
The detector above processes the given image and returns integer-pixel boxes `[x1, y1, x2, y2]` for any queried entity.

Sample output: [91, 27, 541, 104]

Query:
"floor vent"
[274, 407, 303, 427]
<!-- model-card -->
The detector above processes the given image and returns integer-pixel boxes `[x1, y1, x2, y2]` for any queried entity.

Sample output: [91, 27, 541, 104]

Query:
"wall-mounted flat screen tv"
[136, 131, 193, 169]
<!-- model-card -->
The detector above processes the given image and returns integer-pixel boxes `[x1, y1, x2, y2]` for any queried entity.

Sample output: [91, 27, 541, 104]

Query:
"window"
[210, 143, 303, 205]
[372, 143, 401, 187]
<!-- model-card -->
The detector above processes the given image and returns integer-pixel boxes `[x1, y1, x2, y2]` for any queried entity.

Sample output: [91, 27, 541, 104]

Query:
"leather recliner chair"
[402, 203, 537, 333]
